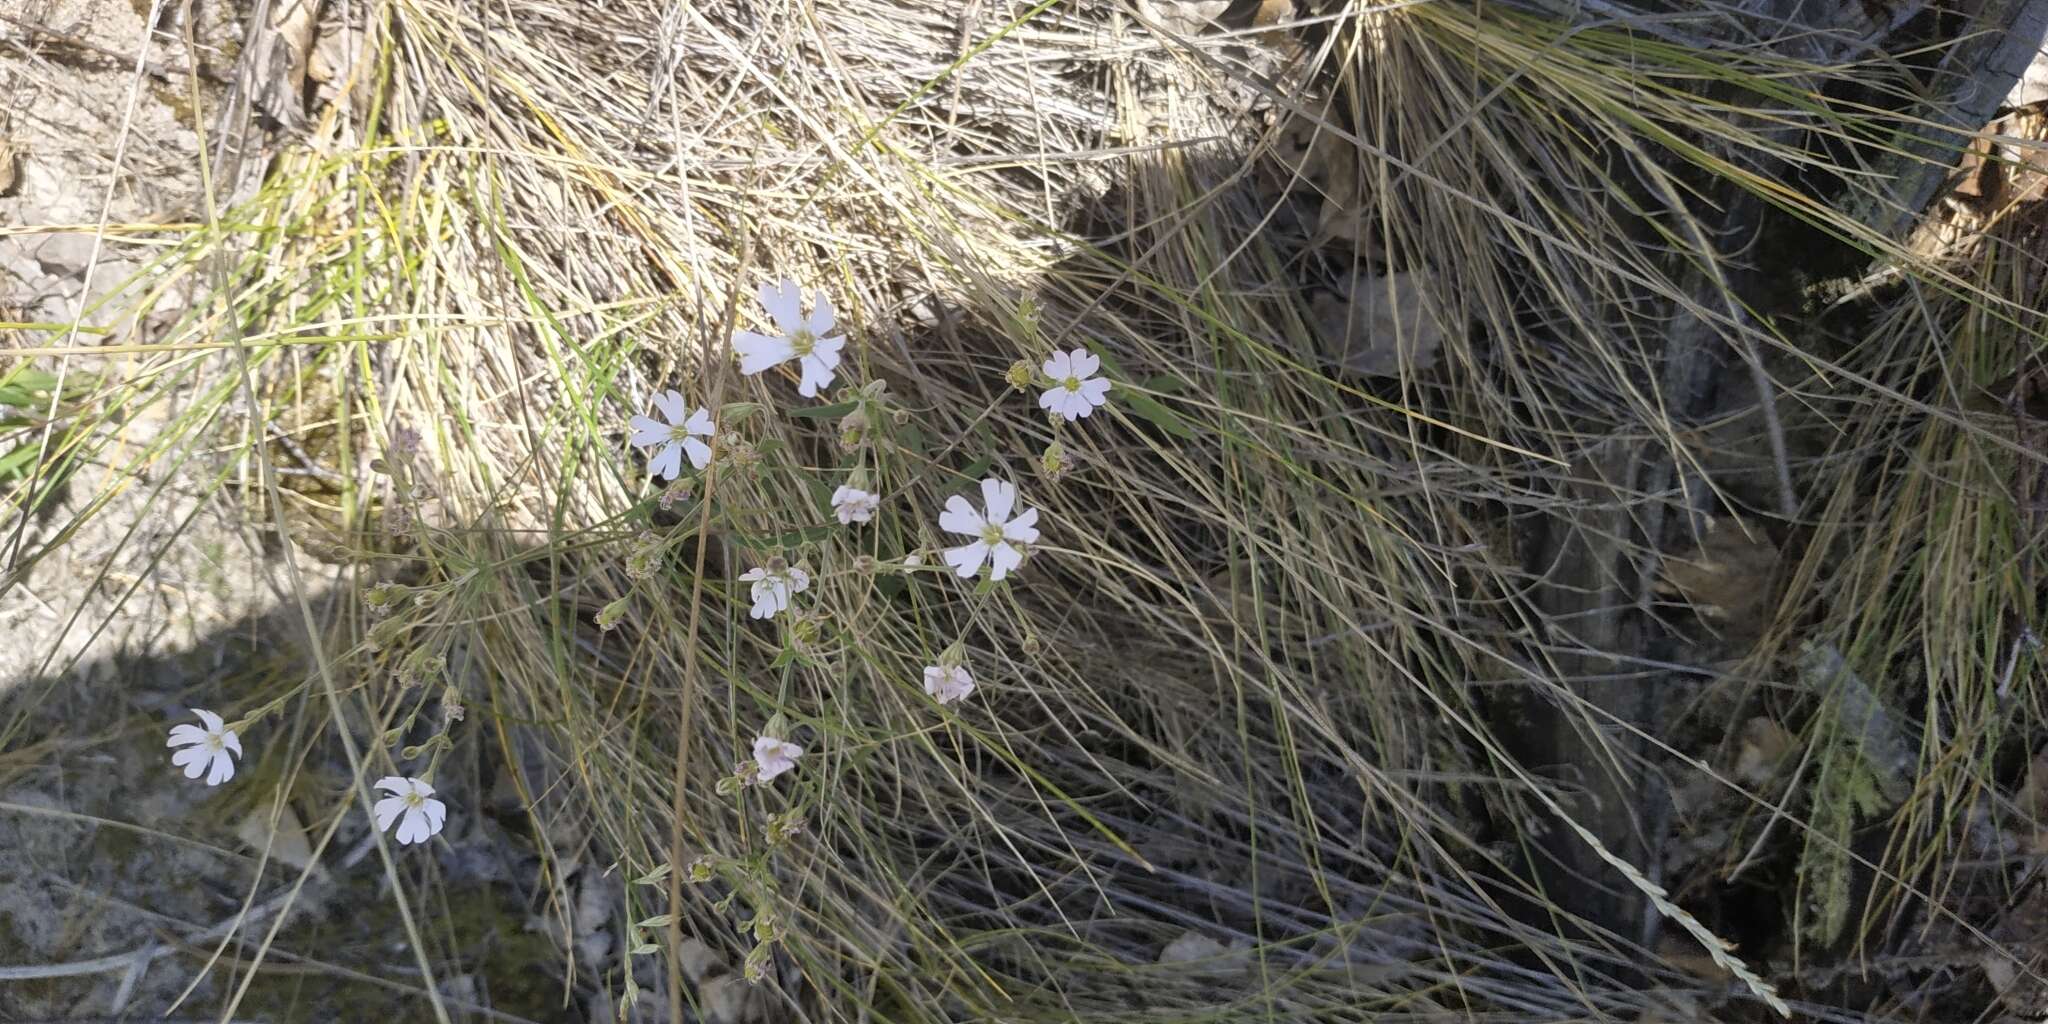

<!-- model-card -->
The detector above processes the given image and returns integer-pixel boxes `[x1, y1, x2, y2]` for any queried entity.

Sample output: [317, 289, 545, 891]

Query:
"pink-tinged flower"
[752, 735, 804, 782]
[923, 664, 975, 705]
[372, 776, 448, 846]
[1038, 348, 1112, 421]
[733, 279, 846, 398]
[628, 390, 715, 480]
[831, 485, 880, 525]
[939, 478, 1041, 582]
[167, 708, 242, 786]
[738, 564, 811, 620]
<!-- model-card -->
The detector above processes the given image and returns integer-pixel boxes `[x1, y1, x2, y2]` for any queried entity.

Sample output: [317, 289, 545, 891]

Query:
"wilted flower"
[167, 708, 242, 786]
[629, 390, 715, 481]
[733, 279, 846, 398]
[830, 485, 880, 525]
[1038, 348, 1112, 421]
[752, 735, 803, 782]
[939, 478, 1041, 582]
[923, 664, 975, 705]
[372, 776, 448, 846]
[738, 564, 811, 620]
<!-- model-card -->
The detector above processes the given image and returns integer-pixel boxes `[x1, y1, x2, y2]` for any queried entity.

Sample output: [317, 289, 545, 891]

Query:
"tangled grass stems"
[5, 0, 2046, 1020]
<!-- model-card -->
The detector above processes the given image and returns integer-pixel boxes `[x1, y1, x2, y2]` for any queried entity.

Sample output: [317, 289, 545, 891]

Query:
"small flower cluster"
[614, 277, 1134, 794]
[166, 708, 448, 847]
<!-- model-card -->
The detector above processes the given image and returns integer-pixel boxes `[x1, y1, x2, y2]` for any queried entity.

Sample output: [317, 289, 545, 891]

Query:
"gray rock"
[2007, 44, 2048, 109]
[34, 231, 100, 275]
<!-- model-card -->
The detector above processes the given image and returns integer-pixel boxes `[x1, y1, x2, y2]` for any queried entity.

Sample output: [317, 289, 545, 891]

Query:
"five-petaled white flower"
[733, 279, 846, 398]
[940, 478, 1041, 582]
[373, 776, 448, 846]
[923, 664, 975, 705]
[739, 564, 811, 620]
[167, 708, 242, 786]
[629, 390, 715, 481]
[831, 485, 880, 525]
[1038, 348, 1112, 421]
[753, 735, 803, 782]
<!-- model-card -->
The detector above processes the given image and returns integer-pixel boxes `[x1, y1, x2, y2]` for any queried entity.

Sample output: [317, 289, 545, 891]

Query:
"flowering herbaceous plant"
[165, 272, 1123, 1008]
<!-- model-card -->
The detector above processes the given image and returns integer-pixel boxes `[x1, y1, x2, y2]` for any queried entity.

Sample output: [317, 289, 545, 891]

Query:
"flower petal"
[374, 776, 411, 796]
[167, 723, 205, 748]
[750, 592, 779, 619]
[374, 796, 405, 833]
[684, 409, 716, 436]
[785, 567, 811, 592]
[1038, 387, 1064, 415]
[648, 442, 683, 482]
[221, 731, 243, 758]
[938, 495, 984, 535]
[1003, 507, 1040, 544]
[205, 750, 234, 786]
[759, 279, 805, 335]
[1049, 391, 1082, 421]
[812, 333, 847, 360]
[734, 331, 797, 374]
[739, 567, 766, 583]
[987, 541, 1023, 582]
[682, 437, 713, 470]
[652, 389, 687, 425]
[1080, 377, 1113, 404]
[806, 290, 836, 337]
[193, 709, 225, 733]
[628, 414, 671, 447]
[396, 809, 426, 845]
[944, 541, 989, 578]
[1043, 351, 1071, 380]
[421, 797, 447, 835]
[796, 355, 836, 398]
[172, 745, 208, 778]
[1068, 349, 1101, 378]
[980, 478, 1015, 524]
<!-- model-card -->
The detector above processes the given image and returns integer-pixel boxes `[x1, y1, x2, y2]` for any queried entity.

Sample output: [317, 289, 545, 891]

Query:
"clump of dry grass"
[6, 0, 2047, 1021]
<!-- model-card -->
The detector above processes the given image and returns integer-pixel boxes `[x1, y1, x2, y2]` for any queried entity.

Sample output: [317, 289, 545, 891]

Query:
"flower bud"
[743, 942, 774, 983]
[366, 615, 410, 651]
[1004, 360, 1033, 391]
[688, 856, 717, 883]
[596, 596, 632, 631]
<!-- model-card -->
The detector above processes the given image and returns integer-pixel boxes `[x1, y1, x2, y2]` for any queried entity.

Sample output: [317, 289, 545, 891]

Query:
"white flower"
[902, 552, 924, 568]
[831, 485, 880, 525]
[753, 735, 803, 782]
[373, 776, 448, 846]
[1038, 348, 1112, 421]
[628, 390, 715, 480]
[923, 664, 975, 705]
[733, 279, 846, 398]
[738, 564, 811, 620]
[167, 708, 242, 786]
[939, 478, 1041, 582]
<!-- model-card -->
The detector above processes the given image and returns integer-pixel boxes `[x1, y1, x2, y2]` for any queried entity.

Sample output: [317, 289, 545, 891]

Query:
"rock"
[2005, 44, 2048, 110]
[700, 974, 763, 1024]
[1158, 929, 1228, 965]
[1136, 0, 1231, 34]
[235, 803, 319, 874]
[1310, 271, 1446, 378]
[34, 232, 100, 276]
[678, 936, 726, 984]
